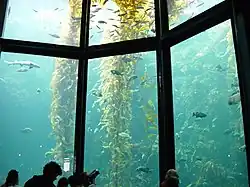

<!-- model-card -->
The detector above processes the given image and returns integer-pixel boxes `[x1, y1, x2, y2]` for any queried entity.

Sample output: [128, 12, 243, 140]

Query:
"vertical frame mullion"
[231, 0, 250, 185]
[74, 0, 91, 174]
[0, 0, 8, 37]
[156, 0, 175, 184]
[0, 0, 8, 58]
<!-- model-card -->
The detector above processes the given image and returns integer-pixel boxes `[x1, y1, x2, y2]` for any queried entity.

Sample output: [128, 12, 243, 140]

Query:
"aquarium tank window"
[0, 0, 250, 186]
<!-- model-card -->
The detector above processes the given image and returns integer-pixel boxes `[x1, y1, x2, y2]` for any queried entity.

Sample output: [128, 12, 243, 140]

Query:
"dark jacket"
[24, 175, 55, 187]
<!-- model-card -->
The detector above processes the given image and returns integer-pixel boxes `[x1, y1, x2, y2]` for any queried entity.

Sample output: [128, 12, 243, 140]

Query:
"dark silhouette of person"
[68, 172, 89, 187]
[1, 169, 19, 187]
[161, 169, 179, 187]
[57, 177, 68, 187]
[24, 161, 62, 187]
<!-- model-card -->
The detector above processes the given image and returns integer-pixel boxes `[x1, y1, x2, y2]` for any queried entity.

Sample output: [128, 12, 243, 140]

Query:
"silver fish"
[16, 67, 29, 72]
[5, 60, 40, 69]
[20, 127, 33, 133]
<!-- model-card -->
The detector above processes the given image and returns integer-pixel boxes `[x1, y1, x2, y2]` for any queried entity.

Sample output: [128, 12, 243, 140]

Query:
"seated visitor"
[1, 169, 19, 187]
[57, 177, 69, 187]
[161, 169, 179, 187]
[68, 172, 96, 187]
[24, 161, 62, 187]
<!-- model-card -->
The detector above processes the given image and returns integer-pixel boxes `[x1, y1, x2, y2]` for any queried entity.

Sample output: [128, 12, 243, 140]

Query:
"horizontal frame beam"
[0, 37, 156, 59]
[87, 37, 156, 58]
[0, 38, 80, 59]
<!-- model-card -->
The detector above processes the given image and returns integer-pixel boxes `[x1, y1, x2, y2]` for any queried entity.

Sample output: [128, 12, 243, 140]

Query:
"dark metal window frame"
[0, 0, 250, 185]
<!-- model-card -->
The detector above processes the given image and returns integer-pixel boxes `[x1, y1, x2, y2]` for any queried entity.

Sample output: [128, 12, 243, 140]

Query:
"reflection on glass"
[168, 0, 224, 29]
[84, 52, 159, 186]
[171, 20, 248, 186]
[3, 0, 82, 46]
[0, 53, 78, 185]
[89, 0, 155, 45]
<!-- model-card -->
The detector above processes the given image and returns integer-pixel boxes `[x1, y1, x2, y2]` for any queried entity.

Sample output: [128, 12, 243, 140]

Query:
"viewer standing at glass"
[161, 169, 179, 187]
[24, 161, 62, 187]
[0, 169, 19, 187]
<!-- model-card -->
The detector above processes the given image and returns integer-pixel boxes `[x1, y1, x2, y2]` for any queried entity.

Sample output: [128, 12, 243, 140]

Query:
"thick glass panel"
[168, 0, 224, 29]
[84, 52, 159, 186]
[3, 0, 82, 46]
[0, 53, 78, 185]
[171, 20, 249, 186]
[89, 0, 155, 45]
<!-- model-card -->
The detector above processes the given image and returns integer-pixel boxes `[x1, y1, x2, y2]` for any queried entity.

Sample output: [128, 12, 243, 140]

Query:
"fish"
[121, 56, 132, 63]
[231, 90, 239, 96]
[16, 67, 29, 72]
[114, 30, 120, 35]
[49, 33, 60, 38]
[91, 90, 102, 97]
[90, 14, 96, 19]
[5, 60, 40, 69]
[54, 8, 59, 11]
[223, 128, 234, 135]
[96, 25, 101, 29]
[98, 20, 107, 24]
[136, 166, 152, 173]
[128, 75, 138, 82]
[118, 132, 130, 138]
[215, 64, 226, 72]
[20, 127, 33, 133]
[231, 82, 239, 88]
[129, 10, 139, 13]
[228, 92, 240, 105]
[136, 6, 144, 9]
[7, 6, 11, 17]
[239, 145, 246, 152]
[72, 16, 81, 21]
[196, 2, 204, 7]
[151, 28, 156, 33]
[192, 112, 207, 118]
[107, 8, 113, 11]
[33, 9, 38, 13]
[92, 7, 101, 13]
[103, 0, 109, 5]
[118, 13, 126, 17]
[111, 70, 123, 76]
[37, 88, 41, 94]
[0, 77, 6, 83]
[112, 25, 119, 28]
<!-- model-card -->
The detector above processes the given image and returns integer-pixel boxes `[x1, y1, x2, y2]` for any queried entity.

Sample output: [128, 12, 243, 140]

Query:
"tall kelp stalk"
[91, 0, 187, 186]
[47, 0, 81, 174]
[95, 1, 154, 186]
[226, 31, 238, 79]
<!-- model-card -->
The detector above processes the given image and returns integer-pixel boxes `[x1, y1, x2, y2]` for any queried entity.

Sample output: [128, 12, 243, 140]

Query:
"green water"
[0, 0, 248, 186]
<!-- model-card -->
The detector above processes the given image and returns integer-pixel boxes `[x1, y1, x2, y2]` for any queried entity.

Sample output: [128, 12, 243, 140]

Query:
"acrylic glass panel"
[168, 0, 224, 29]
[3, 0, 82, 46]
[89, 0, 155, 45]
[84, 52, 159, 186]
[0, 52, 78, 185]
[171, 20, 249, 186]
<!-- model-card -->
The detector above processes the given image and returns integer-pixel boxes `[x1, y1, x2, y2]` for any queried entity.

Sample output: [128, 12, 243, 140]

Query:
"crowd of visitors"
[1, 161, 179, 187]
